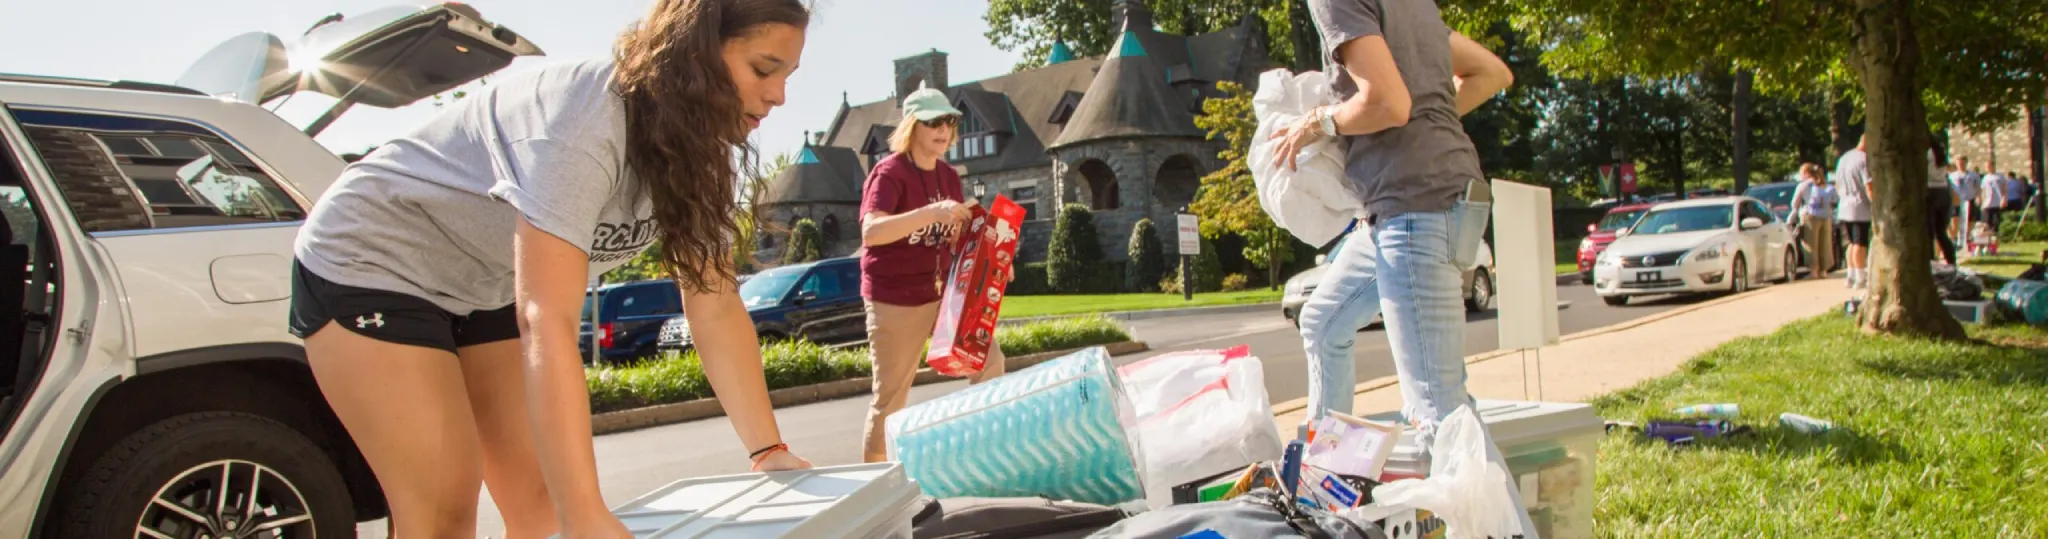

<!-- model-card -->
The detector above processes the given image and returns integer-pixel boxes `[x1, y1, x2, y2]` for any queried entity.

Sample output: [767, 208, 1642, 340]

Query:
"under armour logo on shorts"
[356, 313, 386, 329]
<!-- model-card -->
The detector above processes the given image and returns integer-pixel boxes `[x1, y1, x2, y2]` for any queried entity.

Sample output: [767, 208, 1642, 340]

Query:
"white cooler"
[604, 462, 923, 539]
[1365, 400, 1602, 539]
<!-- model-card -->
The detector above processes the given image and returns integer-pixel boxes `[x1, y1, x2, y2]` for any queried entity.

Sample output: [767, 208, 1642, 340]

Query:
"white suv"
[0, 4, 539, 536]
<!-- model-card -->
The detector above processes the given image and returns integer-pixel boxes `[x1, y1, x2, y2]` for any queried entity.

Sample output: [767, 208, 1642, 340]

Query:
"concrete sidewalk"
[1274, 278, 1854, 429]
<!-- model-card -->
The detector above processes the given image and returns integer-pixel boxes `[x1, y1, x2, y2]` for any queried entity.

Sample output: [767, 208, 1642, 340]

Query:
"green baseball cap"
[902, 88, 962, 121]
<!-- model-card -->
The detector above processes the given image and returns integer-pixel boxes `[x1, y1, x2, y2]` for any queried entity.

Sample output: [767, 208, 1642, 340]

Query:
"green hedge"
[586, 315, 1134, 413]
[1010, 262, 1052, 296]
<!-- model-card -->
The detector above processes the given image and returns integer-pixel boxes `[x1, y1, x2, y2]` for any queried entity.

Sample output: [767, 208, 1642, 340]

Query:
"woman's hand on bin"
[752, 448, 814, 472]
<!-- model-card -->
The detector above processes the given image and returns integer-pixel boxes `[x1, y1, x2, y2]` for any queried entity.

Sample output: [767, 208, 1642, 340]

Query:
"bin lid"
[609, 462, 921, 538]
[1368, 400, 1603, 469]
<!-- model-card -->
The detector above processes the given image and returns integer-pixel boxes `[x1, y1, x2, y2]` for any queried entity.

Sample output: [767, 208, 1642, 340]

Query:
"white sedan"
[1593, 196, 1797, 305]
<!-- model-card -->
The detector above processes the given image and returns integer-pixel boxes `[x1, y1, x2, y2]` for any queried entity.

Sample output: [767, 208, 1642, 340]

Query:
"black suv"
[660, 257, 866, 350]
[580, 279, 683, 363]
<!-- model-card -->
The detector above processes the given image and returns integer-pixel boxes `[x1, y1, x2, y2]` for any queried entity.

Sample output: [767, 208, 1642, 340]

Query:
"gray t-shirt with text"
[296, 59, 655, 314]
[1308, 0, 1483, 222]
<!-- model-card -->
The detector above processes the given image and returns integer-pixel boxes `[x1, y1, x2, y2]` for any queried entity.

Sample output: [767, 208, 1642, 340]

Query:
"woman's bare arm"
[511, 217, 617, 528]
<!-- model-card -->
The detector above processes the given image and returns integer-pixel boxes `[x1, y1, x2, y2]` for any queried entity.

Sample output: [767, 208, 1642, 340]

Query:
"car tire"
[1465, 269, 1494, 312]
[57, 411, 355, 539]
[1730, 256, 1749, 294]
[1603, 295, 1629, 306]
[1779, 247, 1796, 283]
[1580, 271, 1594, 285]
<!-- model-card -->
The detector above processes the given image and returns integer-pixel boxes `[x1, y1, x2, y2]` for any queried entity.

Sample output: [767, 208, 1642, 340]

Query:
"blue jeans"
[1301, 208, 1540, 537]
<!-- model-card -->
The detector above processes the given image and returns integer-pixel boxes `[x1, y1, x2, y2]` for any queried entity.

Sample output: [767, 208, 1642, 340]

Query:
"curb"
[1268, 283, 1768, 417]
[1557, 272, 1586, 285]
[592, 340, 1151, 435]
[1001, 302, 1281, 326]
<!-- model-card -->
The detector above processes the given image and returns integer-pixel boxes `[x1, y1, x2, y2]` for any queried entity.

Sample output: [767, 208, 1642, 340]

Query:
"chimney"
[1112, 0, 1151, 32]
[893, 49, 950, 101]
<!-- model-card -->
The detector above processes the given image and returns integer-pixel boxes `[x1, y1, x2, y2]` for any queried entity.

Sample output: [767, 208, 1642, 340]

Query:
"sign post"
[1176, 209, 1200, 301]
[587, 274, 603, 366]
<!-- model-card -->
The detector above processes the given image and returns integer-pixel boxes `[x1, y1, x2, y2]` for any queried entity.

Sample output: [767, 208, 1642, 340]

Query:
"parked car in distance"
[1744, 181, 1799, 222]
[660, 257, 866, 351]
[579, 279, 683, 363]
[1576, 203, 1655, 284]
[1281, 231, 1495, 327]
[1592, 197, 1796, 306]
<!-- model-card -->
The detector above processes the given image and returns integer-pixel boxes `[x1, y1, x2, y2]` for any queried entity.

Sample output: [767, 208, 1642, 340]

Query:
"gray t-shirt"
[1834, 149, 1871, 222]
[296, 58, 654, 314]
[1307, 0, 1482, 222]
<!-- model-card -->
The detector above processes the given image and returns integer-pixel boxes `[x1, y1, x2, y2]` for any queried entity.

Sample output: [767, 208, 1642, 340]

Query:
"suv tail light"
[597, 322, 615, 350]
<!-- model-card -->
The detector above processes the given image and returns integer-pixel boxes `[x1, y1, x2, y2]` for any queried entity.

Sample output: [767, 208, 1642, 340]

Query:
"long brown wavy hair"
[612, 0, 809, 293]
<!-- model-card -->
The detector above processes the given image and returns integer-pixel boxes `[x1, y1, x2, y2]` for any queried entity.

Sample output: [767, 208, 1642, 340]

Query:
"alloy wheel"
[1733, 258, 1749, 293]
[138, 459, 316, 539]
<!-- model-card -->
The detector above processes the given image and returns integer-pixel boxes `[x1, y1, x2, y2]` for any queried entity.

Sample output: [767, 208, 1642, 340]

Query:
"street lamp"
[973, 182, 987, 201]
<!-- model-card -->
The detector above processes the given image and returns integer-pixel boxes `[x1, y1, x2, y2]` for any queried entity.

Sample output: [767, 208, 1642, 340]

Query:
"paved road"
[364, 282, 1712, 536]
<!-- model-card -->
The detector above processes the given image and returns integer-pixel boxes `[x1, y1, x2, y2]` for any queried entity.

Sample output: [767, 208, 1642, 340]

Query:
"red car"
[1577, 203, 1655, 284]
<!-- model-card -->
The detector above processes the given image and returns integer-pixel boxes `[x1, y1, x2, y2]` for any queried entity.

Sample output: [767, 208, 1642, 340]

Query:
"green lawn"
[1591, 315, 2048, 536]
[1961, 240, 2047, 279]
[1000, 289, 1284, 319]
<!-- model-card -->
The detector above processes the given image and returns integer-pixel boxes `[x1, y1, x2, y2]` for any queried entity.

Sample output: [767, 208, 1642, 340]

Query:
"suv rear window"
[8, 108, 305, 233]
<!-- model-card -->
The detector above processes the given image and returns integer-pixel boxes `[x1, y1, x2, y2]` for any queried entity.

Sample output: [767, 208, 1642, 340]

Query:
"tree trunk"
[1732, 69, 1754, 193]
[1830, 91, 1860, 162]
[1850, 0, 1964, 340]
[1288, 0, 1321, 73]
[2030, 105, 2045, 218]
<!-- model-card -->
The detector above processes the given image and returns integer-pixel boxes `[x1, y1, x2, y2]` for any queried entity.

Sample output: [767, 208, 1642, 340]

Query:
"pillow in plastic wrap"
[885, 347, 1147, 505]
[1248, 68, 1365, 247]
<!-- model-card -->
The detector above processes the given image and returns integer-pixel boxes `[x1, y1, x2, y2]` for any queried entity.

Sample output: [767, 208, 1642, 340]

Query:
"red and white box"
[927, 196, 1026, 377]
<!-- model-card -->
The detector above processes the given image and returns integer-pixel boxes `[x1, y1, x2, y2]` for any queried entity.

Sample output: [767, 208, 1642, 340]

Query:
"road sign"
[1176, 213, 1200, 254]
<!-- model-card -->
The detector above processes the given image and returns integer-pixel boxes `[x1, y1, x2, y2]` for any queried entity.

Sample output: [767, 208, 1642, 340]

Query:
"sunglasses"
[919, 115, 960, 128]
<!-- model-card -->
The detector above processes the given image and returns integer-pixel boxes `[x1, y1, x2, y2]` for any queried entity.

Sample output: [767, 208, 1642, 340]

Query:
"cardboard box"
[926, 196, 1025, 377]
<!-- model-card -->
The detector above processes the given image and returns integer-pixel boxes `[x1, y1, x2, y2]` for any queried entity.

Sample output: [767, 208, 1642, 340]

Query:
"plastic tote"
[885, 346, 1147, 505]
[1996, 278, 2048, 325]
[1116, 345, 1286, 507]
[601, 462, 922, 539]
[1367, 400, 1602, 539]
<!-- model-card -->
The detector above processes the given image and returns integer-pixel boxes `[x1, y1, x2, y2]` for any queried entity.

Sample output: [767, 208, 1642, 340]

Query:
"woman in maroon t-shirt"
[855, 88, 1008, 462]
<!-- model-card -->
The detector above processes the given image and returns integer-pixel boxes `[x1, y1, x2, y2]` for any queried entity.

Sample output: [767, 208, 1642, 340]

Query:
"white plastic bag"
[1118, 346, 1286, 507]
[1248, 68, 1365, 247]
[1342, 406, 1526, 539]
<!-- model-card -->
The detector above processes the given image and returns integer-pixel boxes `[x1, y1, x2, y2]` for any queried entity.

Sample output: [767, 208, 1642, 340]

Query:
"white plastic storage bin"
[604, 462, 923, 539]
[1367, 400, 1601, 539]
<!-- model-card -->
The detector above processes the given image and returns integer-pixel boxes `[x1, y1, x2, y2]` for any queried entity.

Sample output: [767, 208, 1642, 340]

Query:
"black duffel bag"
[912, 496, 1129, 539]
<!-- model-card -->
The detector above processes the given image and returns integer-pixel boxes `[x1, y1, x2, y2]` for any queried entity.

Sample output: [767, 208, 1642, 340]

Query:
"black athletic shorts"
[1842, 221, 1872, 247]
[288, 261, 519, 353]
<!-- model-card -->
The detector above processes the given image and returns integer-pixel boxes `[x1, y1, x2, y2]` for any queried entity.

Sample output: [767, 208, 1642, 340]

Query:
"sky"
[0, 0, 1027, 160]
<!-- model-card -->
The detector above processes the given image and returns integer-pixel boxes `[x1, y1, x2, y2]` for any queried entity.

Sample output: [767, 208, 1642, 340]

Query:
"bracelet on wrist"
[748, 443, 788, 463]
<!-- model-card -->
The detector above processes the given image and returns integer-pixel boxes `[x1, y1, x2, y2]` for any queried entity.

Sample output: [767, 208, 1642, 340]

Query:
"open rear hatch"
[176, 2, 544, 135]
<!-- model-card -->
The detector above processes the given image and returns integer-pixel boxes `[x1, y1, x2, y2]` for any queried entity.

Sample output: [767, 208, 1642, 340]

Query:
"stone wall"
[753, 202, 862, 267]
[1949, 107, 2041, 178]
[1050, 136, 1227, 260]
[964, 166, 1056, 262]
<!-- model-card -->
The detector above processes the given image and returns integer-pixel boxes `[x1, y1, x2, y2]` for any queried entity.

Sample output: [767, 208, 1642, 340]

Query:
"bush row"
[585, 315, 1134, 413]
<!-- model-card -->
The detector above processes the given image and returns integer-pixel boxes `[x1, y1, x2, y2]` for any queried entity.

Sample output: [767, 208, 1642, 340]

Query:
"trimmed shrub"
[1222, 273, 1251, 292]
[783, 218, 823, 264]
[1046, 204, 1105, 293]
[1194, 237, 1224, 292]
[1126, 219, 1166, 292]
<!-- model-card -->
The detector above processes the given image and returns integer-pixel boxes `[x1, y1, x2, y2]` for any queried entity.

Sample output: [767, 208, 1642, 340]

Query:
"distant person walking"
[1949, 157, 1980, 239]
[1789, 163, 1836, 279]
[1925, 154, 1958, 266]
[1835, 135, 1874, 289]
[1980, 169, 2007, 233]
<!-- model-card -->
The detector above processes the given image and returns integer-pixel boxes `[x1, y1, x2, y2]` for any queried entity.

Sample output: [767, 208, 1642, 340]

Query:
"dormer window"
[1048, 91, 1084, 125]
